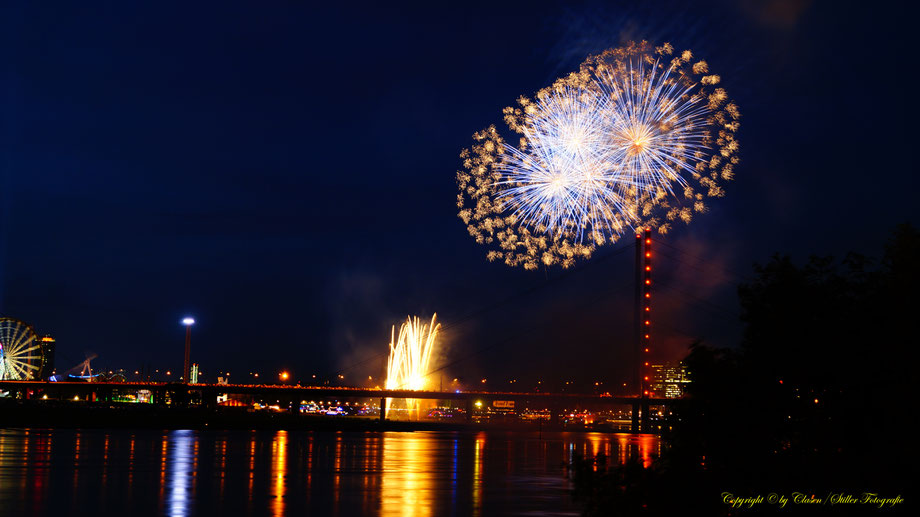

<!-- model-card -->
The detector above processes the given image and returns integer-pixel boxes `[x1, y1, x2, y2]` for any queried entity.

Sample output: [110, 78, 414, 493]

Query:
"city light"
[181, 317, 195, 326]
[280, 371, 290, 381]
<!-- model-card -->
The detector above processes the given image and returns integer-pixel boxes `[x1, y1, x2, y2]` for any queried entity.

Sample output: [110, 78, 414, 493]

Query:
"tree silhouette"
[572, 224, 916, 515]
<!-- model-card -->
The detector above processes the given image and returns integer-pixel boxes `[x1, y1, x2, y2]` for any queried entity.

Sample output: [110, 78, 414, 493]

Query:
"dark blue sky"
[1, 1, 914, 388]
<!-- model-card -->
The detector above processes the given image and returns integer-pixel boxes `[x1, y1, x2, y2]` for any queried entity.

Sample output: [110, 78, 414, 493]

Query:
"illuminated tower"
[182, 317, 195, 383]
[634, 232, 642, 396]
[634, 229, 652, 397]
[642, 229, 652, 397]
[39, 335, 55, 379]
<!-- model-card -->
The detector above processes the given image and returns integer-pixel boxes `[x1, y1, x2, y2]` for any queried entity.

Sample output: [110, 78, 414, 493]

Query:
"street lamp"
[182, 317, 195, 383]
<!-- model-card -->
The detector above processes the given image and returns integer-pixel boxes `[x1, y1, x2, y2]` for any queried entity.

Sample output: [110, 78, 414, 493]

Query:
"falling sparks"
[456, 41, 741, 269]
[385, 314, 441, 392]
[384, 314, 441, 419]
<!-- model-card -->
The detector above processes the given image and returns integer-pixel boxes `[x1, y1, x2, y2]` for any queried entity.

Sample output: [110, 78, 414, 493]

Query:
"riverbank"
[1, 399, 632, 433]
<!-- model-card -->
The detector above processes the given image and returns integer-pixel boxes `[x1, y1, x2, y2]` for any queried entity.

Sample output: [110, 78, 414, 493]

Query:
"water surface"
[0, 428, 660, 516]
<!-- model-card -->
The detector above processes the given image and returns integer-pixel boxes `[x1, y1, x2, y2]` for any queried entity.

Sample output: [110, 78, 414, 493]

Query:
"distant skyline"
[1, 1, 914, 386]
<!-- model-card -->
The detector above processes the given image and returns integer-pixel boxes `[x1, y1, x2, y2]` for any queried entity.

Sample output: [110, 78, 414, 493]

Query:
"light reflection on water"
[0, 428, 659, 516]
[168, 430, 195, 517]
[270, 430, 287, 517]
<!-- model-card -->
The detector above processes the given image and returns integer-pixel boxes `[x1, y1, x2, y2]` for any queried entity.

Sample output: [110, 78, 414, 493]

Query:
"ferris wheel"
[0, 317, 44, 380]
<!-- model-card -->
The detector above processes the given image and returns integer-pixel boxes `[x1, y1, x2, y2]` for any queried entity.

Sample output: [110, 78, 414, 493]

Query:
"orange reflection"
[270, 430, 288, 517]
[0, 434, 5, 506]
[616, 434, 630, 466]
[21, 432, 30, 500]
[587, 433, 609, 470]
[638, 434, 656, 468]
[217, 438, 227, 499]
[73, 432, 82, 498]
[472, 432, 485, 517]
[379, 432, 435, 517]
[306, 434, 313, 497]
[334, 432, 342, 509]
[158, 434, 168, 505]
[614, 433, 659, 468]
[248, 432, 257, 514]
[102, 435, 110, 488]
[362, 434, 380, 514]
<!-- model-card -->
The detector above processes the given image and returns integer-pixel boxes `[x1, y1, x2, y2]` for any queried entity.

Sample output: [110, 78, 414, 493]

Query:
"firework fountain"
[457, 41, 740, 269]
[384, 314, 441, 419]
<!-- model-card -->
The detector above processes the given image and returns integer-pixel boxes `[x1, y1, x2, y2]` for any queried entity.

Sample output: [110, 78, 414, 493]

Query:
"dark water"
[0, 428, 660, 516]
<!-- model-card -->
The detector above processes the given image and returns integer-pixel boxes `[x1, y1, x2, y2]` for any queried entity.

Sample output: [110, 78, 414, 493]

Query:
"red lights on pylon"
[641, 228, 651, 397]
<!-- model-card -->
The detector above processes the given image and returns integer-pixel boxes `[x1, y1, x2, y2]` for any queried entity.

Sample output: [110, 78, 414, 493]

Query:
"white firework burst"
[495, 85, 633, 243]
[456, 41, 741, 269]
[493, 59, 711, 243]
[598, 59, 711, 204]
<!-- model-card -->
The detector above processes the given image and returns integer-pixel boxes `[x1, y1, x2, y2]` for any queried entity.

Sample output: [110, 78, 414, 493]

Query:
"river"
[0, 428, 660, 516]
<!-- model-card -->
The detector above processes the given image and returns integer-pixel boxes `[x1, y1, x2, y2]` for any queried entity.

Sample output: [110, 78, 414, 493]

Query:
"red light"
[645, 252, 651, 258]
[645, 279, 651, 285]
[779, 380, 783, 384]
[644, 362, 649, 366]
[645, 293, 650, 298]
[644, 376, 649, 381]
[645, 239, 651, 244]
[644, 348, 649, 352]
[645, 307, 650, 312]
[645, 320, 650, 325]
[645, 266, 651, 271]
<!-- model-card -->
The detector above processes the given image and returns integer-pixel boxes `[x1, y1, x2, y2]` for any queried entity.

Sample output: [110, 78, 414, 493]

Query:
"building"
[649, 362, 690, 399]
[39, 335, 55, 379]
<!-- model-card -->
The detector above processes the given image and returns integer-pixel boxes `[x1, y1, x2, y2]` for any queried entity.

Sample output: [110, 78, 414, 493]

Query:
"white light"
[182, 317, 195, 326]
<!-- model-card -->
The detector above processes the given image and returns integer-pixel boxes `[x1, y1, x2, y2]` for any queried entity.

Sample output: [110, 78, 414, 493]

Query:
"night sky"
[1, 1, 914, 388]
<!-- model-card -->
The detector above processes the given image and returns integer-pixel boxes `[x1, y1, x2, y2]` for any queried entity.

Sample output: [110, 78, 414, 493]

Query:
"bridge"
[0, 380, 673, 433]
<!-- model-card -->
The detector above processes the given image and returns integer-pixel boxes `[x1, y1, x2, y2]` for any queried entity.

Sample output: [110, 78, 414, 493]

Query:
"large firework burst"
[495, 84, 633, 244]
[457, 41, 740, 269]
